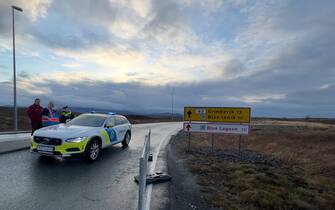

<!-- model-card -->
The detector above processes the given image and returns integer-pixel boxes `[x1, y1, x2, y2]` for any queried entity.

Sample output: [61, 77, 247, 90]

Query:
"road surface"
[0, 122, 181, 210]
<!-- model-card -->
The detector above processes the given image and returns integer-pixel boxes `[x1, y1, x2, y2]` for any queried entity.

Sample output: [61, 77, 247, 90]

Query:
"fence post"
[149, 129, 151, 154]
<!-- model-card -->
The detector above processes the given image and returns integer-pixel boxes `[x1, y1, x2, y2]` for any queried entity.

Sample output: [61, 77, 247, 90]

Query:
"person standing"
[41, 101, 60, 127]
[60, 106, 74, 123]
[27, 98, 43, 134]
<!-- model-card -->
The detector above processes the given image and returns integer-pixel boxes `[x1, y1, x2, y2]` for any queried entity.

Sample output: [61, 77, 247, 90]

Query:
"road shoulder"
[0, 139, 30, 155]
[148, 127, 182, 210]
[166, 132, 218, 210]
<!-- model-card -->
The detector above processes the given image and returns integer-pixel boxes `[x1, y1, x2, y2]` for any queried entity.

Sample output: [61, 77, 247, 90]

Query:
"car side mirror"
[65, 119, 71, 123]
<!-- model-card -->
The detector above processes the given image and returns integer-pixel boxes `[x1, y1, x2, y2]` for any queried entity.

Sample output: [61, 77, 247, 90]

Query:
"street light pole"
[12, 5, 23, 131]
[171, 88, 175, 121]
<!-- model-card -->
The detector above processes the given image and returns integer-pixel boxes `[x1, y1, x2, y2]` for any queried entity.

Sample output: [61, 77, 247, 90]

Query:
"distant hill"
[70, 106, 183, 117]
[69, 107, 135, 115]
[0, 106, 182, 132]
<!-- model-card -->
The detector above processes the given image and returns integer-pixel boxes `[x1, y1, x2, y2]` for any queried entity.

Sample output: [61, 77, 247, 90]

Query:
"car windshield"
[66, 114, 107, 127]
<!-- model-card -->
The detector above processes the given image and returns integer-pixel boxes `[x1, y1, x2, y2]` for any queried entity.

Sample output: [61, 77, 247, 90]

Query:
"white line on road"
[145, 127, 180, 210]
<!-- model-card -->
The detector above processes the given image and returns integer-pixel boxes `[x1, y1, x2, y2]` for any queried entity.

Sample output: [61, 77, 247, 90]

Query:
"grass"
[173, 119, 335, 210]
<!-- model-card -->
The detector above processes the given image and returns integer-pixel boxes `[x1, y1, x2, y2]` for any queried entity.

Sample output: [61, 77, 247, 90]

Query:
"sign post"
[186, 120, 191, 152]
[188, 132, 191, 152]
[211, 133, 214, 153]
[238, 135, 242, 157]
[183, 106, 251, 154]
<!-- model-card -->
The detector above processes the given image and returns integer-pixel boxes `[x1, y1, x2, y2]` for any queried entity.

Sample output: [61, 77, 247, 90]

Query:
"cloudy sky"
[0, 0, 334, 117]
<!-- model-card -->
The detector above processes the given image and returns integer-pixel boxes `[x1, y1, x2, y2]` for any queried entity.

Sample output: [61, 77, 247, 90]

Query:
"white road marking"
[145, 128, 180, 210]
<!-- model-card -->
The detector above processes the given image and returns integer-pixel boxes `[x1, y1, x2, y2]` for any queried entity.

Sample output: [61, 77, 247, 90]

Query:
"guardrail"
[0, 131, 30, 135]
[138, 129, 151, 210]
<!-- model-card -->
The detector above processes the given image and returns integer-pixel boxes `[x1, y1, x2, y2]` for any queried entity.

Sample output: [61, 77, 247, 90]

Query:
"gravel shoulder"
[167, 135, 220, 210]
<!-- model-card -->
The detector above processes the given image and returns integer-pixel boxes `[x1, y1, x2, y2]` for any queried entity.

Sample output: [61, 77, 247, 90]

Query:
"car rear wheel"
[84, 139, 101, 162]
[122, 131, 131, 147]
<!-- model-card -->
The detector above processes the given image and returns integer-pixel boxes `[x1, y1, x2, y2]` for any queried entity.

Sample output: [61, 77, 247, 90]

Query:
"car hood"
[33, 124, 98, 140]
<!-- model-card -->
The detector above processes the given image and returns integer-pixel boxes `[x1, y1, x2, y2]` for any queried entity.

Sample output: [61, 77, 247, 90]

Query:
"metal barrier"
[138, 129, 151, 210]
[0, 131, 30, 135]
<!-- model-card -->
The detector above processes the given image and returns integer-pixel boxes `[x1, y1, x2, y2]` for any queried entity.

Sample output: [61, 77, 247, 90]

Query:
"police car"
[30, 113, 132, 161]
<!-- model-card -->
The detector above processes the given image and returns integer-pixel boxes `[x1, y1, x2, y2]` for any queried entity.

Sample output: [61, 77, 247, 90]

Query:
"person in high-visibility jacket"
[60, 106, 74, 123]
[41, 101, 60, 127]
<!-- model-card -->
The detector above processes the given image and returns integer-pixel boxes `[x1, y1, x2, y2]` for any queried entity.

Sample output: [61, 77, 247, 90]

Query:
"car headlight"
[65, 136, 87, 143]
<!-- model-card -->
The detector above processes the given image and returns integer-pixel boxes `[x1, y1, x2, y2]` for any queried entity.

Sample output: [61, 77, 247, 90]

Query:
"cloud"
[0, 0, 51, 33]
[61, 63, 81, 69]
[320, 84, 331, 90]
[0, 0, 335, 117]
[142, 0, 200, 52]
[232, 94, 286, 104]
[182, 0, 224, 12]
[0, 68, 334, 117]
[0, 0, 50, 20]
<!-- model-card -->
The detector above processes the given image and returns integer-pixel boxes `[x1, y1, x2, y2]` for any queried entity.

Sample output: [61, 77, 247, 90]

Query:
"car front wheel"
[85, 139, 101, 162]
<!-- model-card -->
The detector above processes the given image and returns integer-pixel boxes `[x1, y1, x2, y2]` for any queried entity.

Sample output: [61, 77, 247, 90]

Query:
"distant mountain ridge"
[0, 105, 183, 118]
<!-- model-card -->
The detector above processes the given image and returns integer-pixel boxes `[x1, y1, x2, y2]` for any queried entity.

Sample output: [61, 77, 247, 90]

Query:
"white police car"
[31, 113, 132, 161]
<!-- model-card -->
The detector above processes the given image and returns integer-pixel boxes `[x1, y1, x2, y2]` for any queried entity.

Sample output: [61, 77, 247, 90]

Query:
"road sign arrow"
[186, 124, 191, 131]
[187, 110, 192, 118]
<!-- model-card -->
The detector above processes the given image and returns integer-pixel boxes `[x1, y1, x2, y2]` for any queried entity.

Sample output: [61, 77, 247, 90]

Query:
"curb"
[0, 146, 30, 155]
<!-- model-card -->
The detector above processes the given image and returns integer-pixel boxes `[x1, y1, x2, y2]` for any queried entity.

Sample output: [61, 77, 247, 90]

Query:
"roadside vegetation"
[172, 119, 335, 209]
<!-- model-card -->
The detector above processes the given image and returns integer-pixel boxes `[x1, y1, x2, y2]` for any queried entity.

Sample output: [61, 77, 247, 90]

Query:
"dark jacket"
[27, 104, 43, 123]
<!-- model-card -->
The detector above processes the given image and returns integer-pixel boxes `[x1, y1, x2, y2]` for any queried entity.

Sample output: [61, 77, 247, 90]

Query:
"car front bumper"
[30, 136, 90, 158]
[30, 149, 84, 157]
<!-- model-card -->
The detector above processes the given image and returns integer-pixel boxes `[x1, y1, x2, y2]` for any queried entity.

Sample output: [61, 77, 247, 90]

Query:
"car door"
[111, 116, 123, 142]
[121, 116, 131, 134]
[105, 117, 118, 143]
[114, 116, 129, 141]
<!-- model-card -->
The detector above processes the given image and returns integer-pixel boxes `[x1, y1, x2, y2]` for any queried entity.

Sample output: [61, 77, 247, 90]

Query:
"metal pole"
[171, 88, 175, 121]
[12, 8, 17, 131]
[188, 132, 191, 152]
[238, 135, 242, 157]
[148, 129, 153, 161]
[11, 6, 22, 131]
[211, 133, 214, 153]
[148, 129, 151, 152]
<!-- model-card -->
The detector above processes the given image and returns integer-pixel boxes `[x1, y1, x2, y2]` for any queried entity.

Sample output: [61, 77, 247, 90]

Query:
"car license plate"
[37, 145, 54, 152]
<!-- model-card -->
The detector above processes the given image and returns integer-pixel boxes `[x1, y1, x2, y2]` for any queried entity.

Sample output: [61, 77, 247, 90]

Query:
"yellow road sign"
[184, 107, 251, 123]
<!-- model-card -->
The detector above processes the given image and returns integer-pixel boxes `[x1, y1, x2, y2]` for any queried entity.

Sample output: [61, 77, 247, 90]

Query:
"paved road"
[0, 122, 181, 210]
